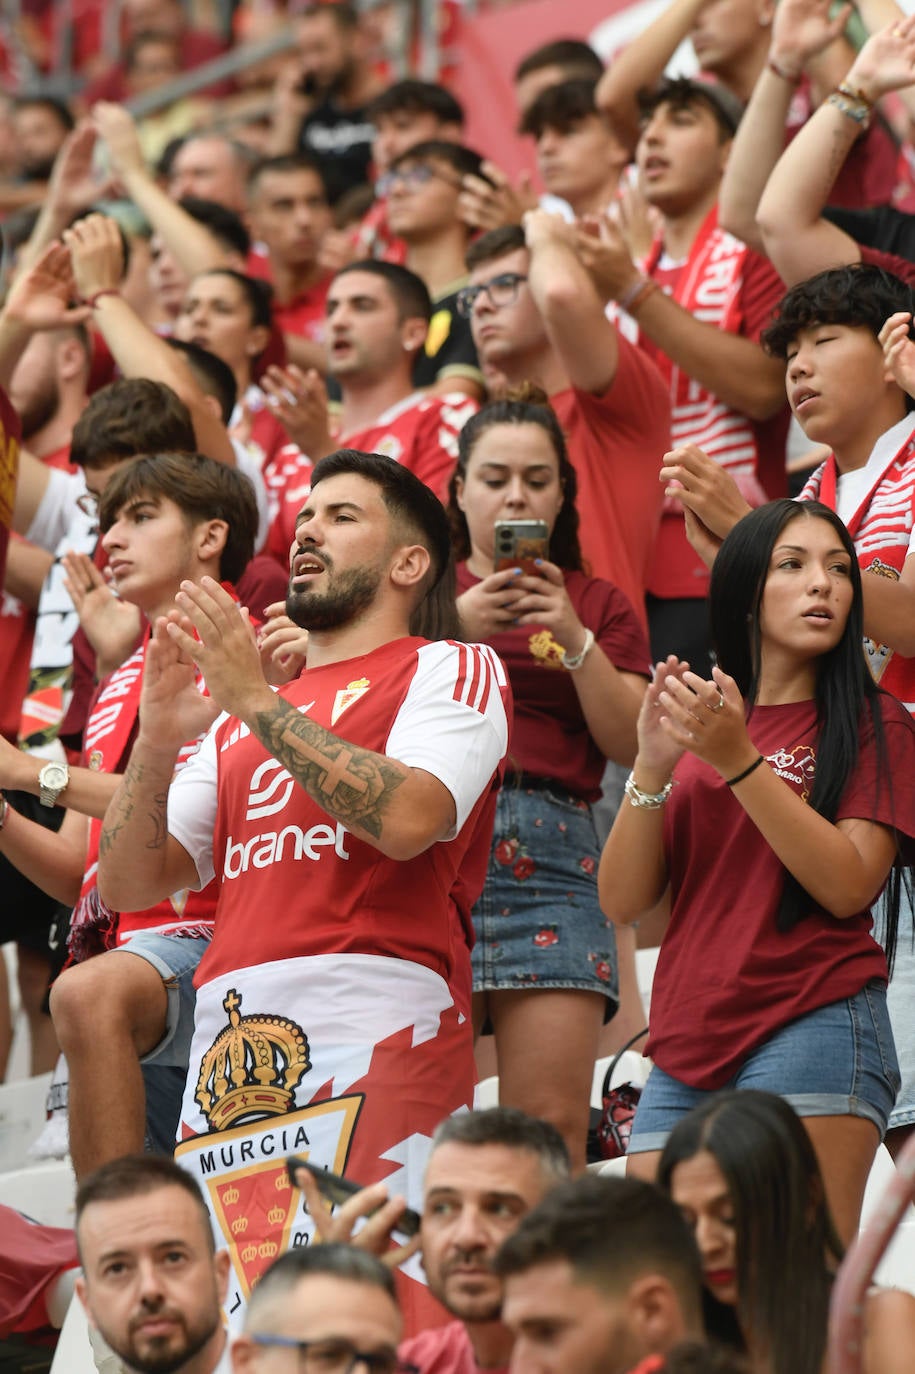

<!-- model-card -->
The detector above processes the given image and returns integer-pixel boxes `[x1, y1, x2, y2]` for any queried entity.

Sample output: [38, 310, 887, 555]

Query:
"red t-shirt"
[650, 695, 915, 1089]
[167, 638, 511, 998]
[638, 243, 789, 600]
[0, 1208, 78, 1339]
[456, 563, 650, 799]
[550, 342, 670, 628]
[400, 1321, 507, 1374]
[265, 392, 476, 561]
[784, 81, 900, 209]
[247, 256, 331, 343]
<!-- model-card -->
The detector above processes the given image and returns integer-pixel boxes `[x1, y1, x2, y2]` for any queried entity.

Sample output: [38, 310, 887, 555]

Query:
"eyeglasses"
[456, 273, 529, 318]
[375, 164, 462, 198]
[76, 491, 99, 518]
[247, 1336, 420, 1374]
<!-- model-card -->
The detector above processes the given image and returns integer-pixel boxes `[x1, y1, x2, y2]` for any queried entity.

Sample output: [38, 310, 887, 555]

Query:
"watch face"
[41, 764, 68, 789]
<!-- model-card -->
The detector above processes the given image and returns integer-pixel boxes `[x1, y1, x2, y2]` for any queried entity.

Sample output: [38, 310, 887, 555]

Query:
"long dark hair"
[657, 1090, 843, 1374]
[710, 500, 903, 965]
[446, 385, 584, 572]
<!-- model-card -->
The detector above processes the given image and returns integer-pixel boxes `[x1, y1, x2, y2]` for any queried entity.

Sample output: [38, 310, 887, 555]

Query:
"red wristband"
[767, 56, 801, 84]
[82, 289, 121, 309]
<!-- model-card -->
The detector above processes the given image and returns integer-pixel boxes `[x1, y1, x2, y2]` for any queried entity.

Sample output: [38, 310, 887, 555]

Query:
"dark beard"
[286, 563, 381, 630]
[115, 1312, 220, 1374]
[17, 379, 60, 442]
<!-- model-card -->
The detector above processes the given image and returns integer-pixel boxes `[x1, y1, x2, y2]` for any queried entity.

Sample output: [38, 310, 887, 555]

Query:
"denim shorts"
[628, 979, 900, 1152]
[471, 780, 618, 1004]
[111, 932, 209, 1155]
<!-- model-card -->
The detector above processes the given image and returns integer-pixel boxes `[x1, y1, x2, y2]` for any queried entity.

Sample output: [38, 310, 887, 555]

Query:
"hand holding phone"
[287, 1157, 422, 1246]
[494, 520, 549, 575]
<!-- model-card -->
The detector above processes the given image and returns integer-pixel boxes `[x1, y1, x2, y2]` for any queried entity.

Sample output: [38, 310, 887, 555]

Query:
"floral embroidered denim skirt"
[471, 778, 619, 1005]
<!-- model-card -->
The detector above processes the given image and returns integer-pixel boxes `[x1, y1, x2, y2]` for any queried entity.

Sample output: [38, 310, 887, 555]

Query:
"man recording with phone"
[291, 1108, 572, 1374]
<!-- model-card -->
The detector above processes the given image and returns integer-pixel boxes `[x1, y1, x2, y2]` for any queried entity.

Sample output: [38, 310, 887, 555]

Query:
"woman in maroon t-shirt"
[447, 389, 650, 1171]
[600, 499, 915, 1242]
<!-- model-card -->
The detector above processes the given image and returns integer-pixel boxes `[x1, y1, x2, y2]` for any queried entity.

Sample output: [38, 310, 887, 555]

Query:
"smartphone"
[494, 519, 549, 574]
[286, 1156, 422, 1238]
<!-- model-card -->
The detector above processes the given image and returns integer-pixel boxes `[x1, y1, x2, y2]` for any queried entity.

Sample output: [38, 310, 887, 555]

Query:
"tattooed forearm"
[99, 754, 145, 858]
[251, 700, 407, 841]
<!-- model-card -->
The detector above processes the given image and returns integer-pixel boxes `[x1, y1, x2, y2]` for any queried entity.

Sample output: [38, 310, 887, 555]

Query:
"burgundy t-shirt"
[650, 694, 915, 1088]
[456, 563, 650, 800]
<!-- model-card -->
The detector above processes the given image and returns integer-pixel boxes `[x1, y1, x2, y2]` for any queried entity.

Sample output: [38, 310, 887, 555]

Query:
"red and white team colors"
[800, 415, 915, 711]
[167, 637, 510, 1331]
[264, 391, 477, 564]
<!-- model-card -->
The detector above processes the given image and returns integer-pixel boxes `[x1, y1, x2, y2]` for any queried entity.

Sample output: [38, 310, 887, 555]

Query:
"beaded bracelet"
[624, 772, 676, 809]
[827, 84, 872, 127]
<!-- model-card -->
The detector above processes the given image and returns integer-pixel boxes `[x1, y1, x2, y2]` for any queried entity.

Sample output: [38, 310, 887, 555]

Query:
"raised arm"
[596, 0, 707, 153]
[757, 18, 915, 285]
[62, 214, 237, 467]
[92, 104, 241, 279]
[576, 218, 785, 419]
[97, 621, 218, 912]
[524, 210, 620, 395]
[660, 666, 899, 916]
[719, 0, 853, 250]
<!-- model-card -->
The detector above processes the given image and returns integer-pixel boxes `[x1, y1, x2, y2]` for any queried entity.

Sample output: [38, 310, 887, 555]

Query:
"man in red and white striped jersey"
[97, 450, 510, 1335]
[578, 77, 789, 669]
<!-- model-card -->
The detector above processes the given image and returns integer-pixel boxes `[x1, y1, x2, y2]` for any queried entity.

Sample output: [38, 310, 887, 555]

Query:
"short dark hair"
[297, 1, 359, 31]
[76, 1154, 212, 1256]
[493, 1174, 703, 1322]
[390, 139, 485, 183]
[308, 449, 458, 637]
[70, 378, 196, 470]
[431, 1107, 571, 1182]
[248, 151, 329, 200]
[12, 94, 75, 132]
[332, 260, 432, 323]
[166, 337, 239, 425]
[367, 79, 464, 128]
[179, 196, 251, 258]
[246, 1244, 397, 1328]
[762, 263, 915, 360]
[520, 79, 602, 138]
[514, 39, 603, 84]
[636, 77, 741, 142]
[465, 225, 527, 274]
[98, 451, 258, 585]
[311, 449, 451, 587]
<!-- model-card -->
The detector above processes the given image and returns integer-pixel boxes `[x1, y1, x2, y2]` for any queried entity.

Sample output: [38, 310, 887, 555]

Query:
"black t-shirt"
[823, 203, 915, 261]
[412, 286, 483, 391]
[298, 99, 375, 203]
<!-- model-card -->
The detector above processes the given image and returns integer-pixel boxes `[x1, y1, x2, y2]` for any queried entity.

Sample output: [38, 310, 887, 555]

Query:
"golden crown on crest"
[195, 989, 311, 1131]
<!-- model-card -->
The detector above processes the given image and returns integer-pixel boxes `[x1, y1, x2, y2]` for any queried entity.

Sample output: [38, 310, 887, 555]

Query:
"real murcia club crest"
[331, 677, 371, 726]
[176, 989, 363, 1317]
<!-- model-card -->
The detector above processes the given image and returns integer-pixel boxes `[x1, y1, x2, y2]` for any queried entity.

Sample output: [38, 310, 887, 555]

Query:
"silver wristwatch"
[38, 761, 70, 808]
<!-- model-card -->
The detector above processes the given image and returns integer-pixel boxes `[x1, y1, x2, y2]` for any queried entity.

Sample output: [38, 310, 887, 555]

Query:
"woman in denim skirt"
[448, 387, 650, 1169]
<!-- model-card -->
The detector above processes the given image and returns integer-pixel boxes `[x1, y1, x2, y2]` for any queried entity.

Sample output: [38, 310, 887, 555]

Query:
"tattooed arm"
[167, 577, 459, 862]
[96, 620, 215, 911]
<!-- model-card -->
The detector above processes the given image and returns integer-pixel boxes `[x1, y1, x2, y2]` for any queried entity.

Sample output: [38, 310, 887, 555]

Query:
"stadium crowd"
[4, 0, 915, 1370]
